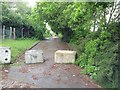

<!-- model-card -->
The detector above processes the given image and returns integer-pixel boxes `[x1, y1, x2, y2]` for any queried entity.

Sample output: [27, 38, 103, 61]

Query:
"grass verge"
[0, 38, 39, 63]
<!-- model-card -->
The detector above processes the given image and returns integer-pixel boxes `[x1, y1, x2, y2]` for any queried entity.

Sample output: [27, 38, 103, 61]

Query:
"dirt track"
[1, 38, 101, 88]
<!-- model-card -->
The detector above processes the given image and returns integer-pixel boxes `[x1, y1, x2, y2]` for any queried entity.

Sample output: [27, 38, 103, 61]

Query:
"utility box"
[0, 46, 11, 64]
[25, 50, 44, 64]
[55, 50, 76, 63]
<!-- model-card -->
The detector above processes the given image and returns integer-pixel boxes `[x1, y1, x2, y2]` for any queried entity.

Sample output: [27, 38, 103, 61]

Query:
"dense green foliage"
[32, 2, 119, 88]
[1, 2, 45, 39]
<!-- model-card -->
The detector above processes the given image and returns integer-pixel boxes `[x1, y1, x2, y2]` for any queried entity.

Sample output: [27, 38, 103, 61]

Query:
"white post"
[13, 28, 16, 39]
[3, 25, 5, 40]
[9, 27, 12, 39]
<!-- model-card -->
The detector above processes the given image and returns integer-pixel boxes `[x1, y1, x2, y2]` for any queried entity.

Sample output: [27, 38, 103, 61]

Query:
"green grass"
[0, 38, 39, 62]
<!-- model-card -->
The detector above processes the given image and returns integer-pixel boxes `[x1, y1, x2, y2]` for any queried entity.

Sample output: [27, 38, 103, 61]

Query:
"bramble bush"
[74, 23, 119, 88]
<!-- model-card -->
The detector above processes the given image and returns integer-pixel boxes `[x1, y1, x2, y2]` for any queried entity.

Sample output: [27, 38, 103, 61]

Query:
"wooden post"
[13, 28, 16, 39]
[9, 27, 12, 39]
[3, 25, 5, 40]
[21, 28, 24, 38]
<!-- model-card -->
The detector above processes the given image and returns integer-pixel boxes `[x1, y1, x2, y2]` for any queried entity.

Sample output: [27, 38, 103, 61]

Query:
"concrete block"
[0, 47, 11, 64]
[55, 50, 76, 63]
[25, 50, 44, 64]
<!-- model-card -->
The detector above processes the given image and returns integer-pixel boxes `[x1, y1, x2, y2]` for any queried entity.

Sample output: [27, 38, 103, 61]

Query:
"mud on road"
[1, 38, 101, 88]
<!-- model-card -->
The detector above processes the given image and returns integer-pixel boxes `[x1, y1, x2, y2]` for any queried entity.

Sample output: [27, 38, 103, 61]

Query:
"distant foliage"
[1, 2, 43, 39]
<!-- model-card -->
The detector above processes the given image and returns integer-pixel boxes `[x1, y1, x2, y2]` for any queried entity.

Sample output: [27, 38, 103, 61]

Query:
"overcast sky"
[27, 0, 36, 7]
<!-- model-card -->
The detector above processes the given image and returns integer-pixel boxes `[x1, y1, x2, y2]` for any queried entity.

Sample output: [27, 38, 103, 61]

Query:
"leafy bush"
[74, 26, 119, 88]
[94, 42, 119, 88]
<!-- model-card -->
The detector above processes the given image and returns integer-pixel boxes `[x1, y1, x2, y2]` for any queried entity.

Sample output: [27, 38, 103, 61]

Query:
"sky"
[27, 0, 36, 7]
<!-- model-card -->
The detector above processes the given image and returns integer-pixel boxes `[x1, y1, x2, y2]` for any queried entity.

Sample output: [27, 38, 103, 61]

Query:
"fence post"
[21, 28, 24, 38]
[3, 25, 5, 40]
[13, 28, 16, 39]
[9, 27, 12, 39]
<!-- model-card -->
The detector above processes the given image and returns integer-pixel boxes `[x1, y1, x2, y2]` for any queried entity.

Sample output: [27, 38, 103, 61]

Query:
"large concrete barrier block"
[55, 50, 76, 63]
[0, 47, 11, 64]
[25, 50, 44, 64]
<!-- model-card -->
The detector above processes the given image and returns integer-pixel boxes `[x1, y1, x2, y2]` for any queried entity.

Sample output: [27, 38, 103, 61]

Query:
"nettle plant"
[75, 38, 100, 79]
[75, 30, 112, 79]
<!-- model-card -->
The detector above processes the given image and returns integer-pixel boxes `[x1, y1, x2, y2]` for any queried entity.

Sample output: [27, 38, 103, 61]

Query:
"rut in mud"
[1, 38, 101, 88]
